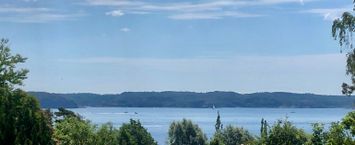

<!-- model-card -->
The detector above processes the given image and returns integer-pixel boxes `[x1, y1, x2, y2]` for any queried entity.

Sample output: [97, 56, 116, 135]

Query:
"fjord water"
[69, 107, 352, 145]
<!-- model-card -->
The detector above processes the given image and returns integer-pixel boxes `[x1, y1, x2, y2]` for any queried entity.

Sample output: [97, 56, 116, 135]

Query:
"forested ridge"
[30, 91, 354, 108]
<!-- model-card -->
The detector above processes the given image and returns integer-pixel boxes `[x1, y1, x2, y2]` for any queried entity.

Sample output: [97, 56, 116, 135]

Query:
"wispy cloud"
[0, 6, 50, 13]
[105, 10, 124, 16]
[0, 5, 85, 23]
[86, 0, 311, 20]
[302, 6, 352, 21]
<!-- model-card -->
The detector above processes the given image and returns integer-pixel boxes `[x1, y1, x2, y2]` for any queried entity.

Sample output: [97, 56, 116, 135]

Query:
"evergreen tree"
[215, 111, 222, 132]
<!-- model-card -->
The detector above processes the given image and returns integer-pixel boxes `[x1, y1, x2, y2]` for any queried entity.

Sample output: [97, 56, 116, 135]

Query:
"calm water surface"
[69, 107, 352, 145]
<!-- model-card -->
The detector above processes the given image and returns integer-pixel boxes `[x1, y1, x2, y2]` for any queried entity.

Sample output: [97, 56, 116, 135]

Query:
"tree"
[215, 111, 222, 132]
[117, 119, 157, 145]
[260, 118, 268, 144]
[95, 123, 119, 145]
[0, 39, 54, 145]
[209, 133, 225, 145]
[0, 39, 28, 90]
[54, 117, 96, 145]
[266, 119, 308, 145]
[309, 123, 326, 145]
[168, 119, 207, 145]
[341, 111, 355, 136]
[214, 125, 254, 145]
[54, 107, 81, 122]
[325, 122, 353, 145]
[332, 2, 355, 95]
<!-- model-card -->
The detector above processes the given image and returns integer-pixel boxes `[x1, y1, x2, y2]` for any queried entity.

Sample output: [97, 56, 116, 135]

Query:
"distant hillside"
[29, 91, 354, 108]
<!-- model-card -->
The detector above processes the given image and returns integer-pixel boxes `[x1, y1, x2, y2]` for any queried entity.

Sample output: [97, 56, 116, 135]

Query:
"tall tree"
[332, 2, 355, 95]
[0, 39, 54, 145]
[215, 111, 222, 132]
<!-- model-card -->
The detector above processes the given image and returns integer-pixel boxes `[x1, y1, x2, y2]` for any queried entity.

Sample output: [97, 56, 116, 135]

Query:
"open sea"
[68, 107, 352, 145]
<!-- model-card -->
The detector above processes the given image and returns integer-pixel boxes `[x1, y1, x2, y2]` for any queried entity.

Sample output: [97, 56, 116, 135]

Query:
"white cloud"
[105, 10, 124, 16]
[169, 11, 263, 20]
[120, 27, 130, 32]
[302, 7, 352, 21]
[86, 0, 313, 20]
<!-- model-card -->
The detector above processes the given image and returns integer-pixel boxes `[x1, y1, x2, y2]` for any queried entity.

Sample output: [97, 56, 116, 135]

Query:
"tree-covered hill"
[29, 91, 354, 108]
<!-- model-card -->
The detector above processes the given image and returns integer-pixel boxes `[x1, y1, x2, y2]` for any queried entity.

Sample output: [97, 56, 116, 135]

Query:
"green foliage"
[0, 39, 54, 145]
[95, 122, 119, 145]
[309, 123, 326, 145]
[54, 107, 81, 122]
[332, 2, 355, 95]
[209, 133, 225, 145]
[117, 119, 157, 145]
[325, 122, 353, 145]
[214, 125, 254, 145]
[168, 119, 207, 145]
[0, 39, 28, 90]
[341, 111, 355, 136]
[0, 90, 55, 145]
[266, 119, 308, 145]
[54, 117, 96, 145]
[259, 118, 268, 144]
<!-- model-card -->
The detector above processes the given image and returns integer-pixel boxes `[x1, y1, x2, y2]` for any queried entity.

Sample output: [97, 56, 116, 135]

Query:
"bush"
[168, 119, 207, 145]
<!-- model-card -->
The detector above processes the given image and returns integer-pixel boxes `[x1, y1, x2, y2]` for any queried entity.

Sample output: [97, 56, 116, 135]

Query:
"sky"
[0, 0, 353, 94]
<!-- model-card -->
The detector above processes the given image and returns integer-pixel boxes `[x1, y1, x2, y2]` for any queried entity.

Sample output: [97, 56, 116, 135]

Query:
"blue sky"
[0, 0, 353, 94]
